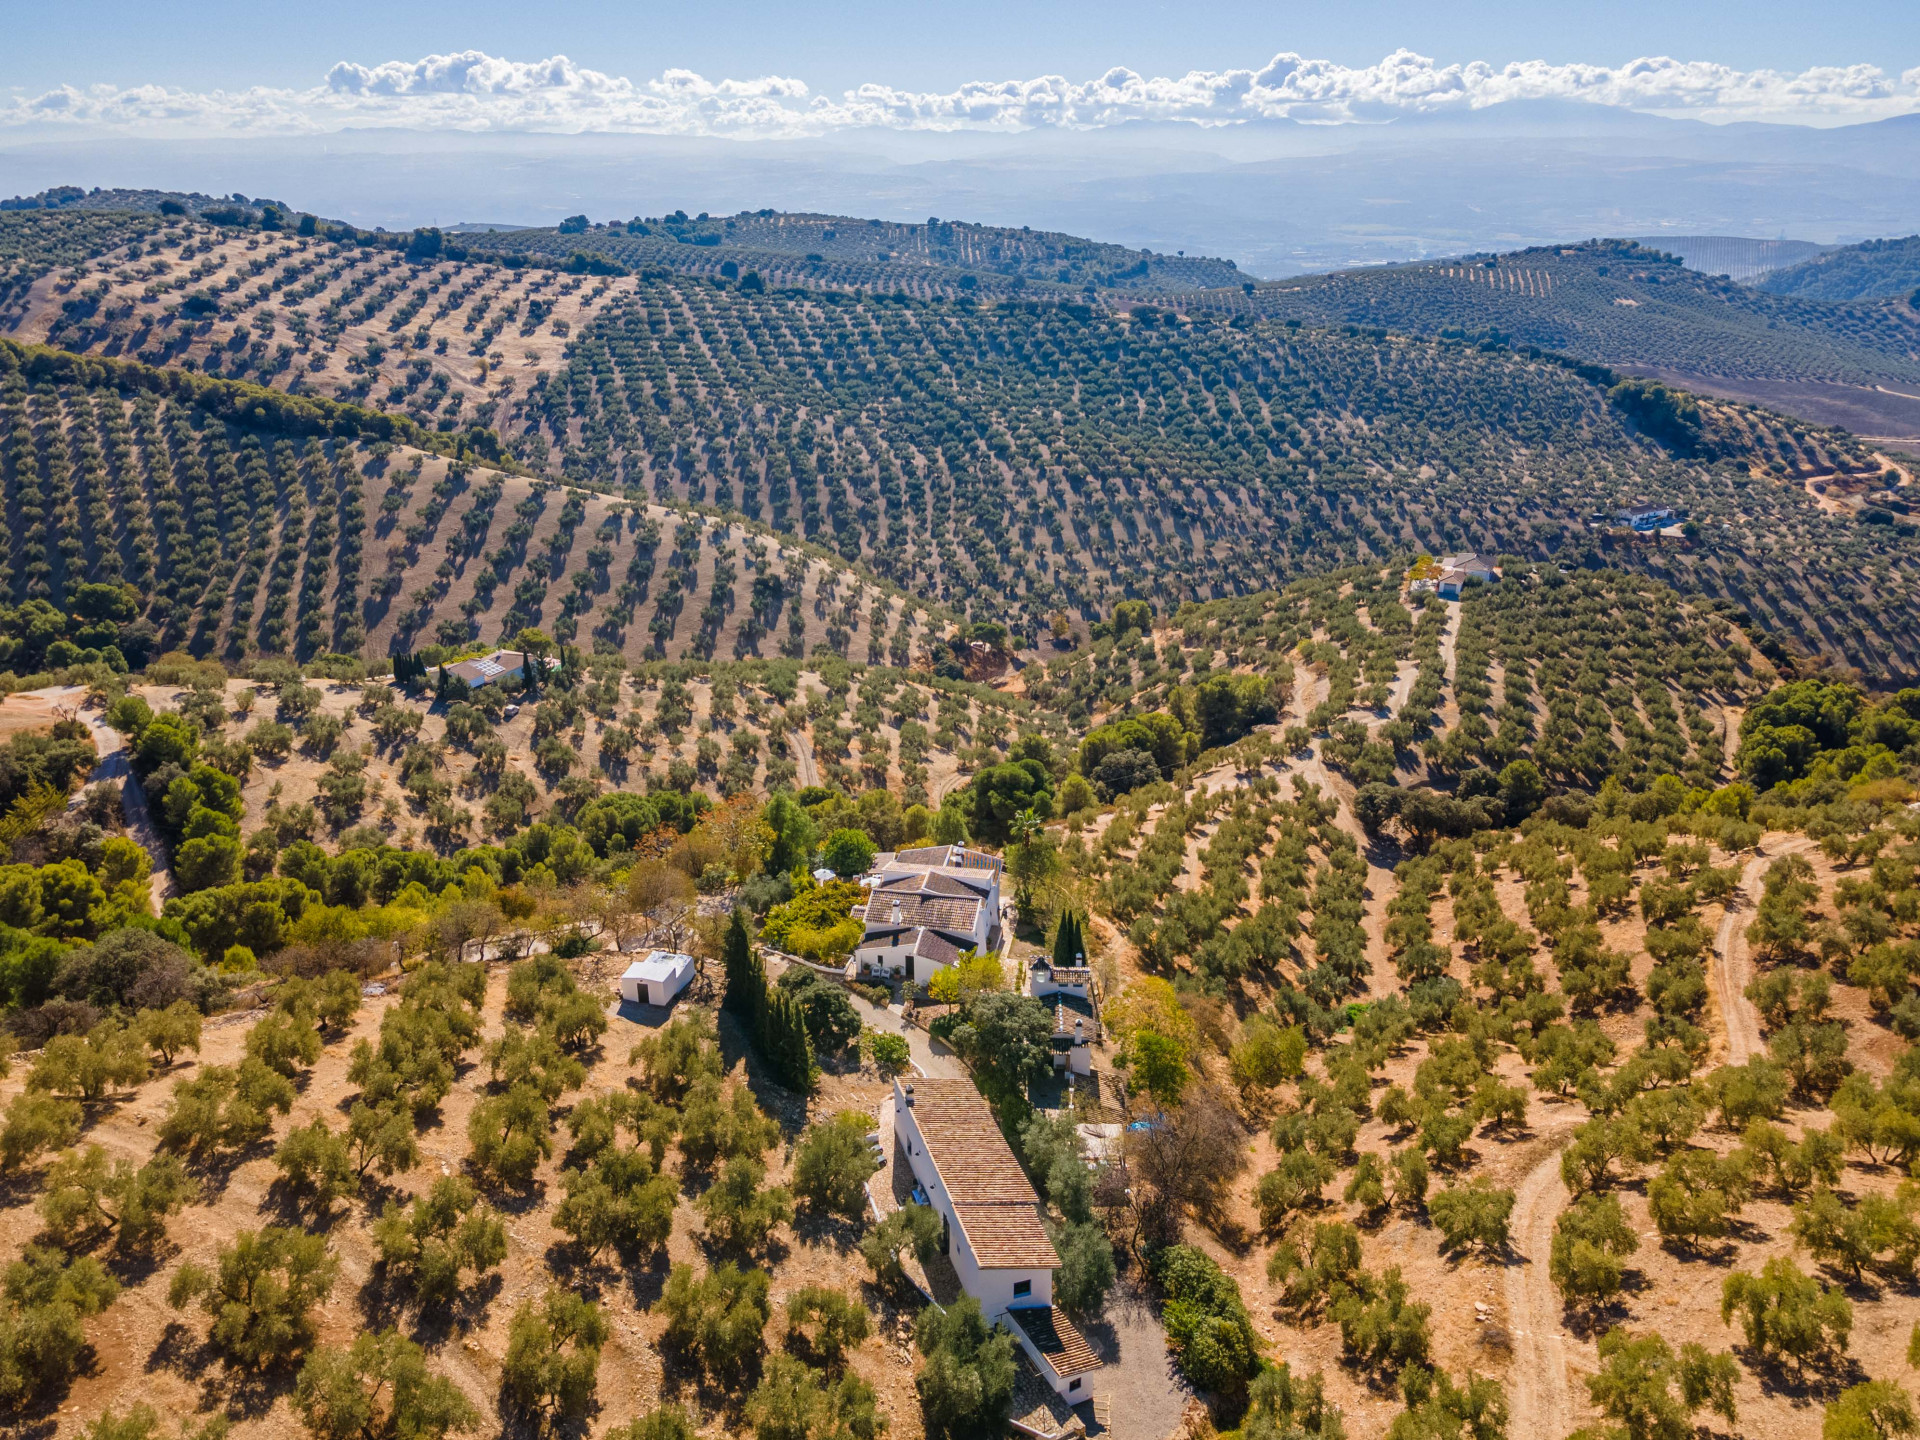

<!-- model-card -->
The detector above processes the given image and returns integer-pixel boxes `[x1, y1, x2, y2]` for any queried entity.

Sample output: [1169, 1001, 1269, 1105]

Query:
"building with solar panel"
[444, 649, 530, 690]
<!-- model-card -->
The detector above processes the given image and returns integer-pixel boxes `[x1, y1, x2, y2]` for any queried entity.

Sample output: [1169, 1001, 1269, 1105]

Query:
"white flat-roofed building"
[617, 949, 695, 1007]
[445, 650, 528, 690]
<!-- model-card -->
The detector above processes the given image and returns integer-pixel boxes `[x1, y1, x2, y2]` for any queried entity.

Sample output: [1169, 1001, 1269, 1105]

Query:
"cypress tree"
[761, 987, 816, 1094]
[1052, 909, 1084, 969]
[722, 910, 763, 1016]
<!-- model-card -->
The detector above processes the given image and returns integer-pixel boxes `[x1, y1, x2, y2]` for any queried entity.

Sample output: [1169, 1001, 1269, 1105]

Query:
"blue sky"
[7, 0, 1916, 97]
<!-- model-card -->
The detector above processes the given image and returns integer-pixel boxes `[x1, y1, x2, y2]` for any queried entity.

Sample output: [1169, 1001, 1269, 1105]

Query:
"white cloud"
[4, 47, 1918, 136]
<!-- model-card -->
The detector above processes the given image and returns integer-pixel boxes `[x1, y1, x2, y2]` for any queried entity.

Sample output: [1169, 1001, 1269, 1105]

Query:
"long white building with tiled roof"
[891, 1077, 1102, 1401]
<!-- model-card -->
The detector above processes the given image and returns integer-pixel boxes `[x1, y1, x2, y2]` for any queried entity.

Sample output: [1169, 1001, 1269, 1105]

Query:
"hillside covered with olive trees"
[7, 205, 1920, 685]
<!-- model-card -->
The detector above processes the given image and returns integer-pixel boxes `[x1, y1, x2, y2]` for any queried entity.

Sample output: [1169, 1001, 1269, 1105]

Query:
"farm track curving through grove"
[1713, 835, 1815, 1066]
[1503, 830, 1803, 1438]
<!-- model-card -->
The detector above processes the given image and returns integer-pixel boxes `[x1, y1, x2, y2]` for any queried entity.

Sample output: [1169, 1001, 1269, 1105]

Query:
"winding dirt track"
[792, 729, 820, 789]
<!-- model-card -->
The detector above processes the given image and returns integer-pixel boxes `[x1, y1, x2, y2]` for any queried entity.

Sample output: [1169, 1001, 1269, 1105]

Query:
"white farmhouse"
[852, 848, 1001, 988]
[891, 1078, 1102, 1401]
[444, 649, 529, 690]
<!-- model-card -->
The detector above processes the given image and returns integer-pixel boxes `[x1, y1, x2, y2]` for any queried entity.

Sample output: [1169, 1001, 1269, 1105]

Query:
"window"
[1069, 1379, 1081, 1393]
[1013, 1279, 1031, 1298]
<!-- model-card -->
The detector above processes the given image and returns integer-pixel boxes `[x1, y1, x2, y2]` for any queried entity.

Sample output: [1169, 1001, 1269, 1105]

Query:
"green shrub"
[915, 1297, 1017, 1439]
[1155, 1245, 1260, 1393]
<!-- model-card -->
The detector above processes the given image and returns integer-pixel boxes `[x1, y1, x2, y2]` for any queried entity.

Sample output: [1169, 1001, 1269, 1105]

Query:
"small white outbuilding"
[617, 950, 696, 1007]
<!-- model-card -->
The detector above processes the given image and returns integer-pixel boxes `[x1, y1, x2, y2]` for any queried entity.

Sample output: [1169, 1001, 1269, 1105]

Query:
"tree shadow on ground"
[258, 1177, 348, 1232]
[1735, 1344, 1866, 1404]
[789, 1207, 864, 1255]
[182, 1138, 275, 1204]
[491, 1388, 597, 1440]
[145, 1320, 293, 1420]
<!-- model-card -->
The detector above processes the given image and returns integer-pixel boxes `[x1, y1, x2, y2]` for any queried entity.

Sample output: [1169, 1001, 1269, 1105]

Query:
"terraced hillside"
[1042, 575, 1920, 1438]
[1626, 235, 1833, 284]
[1169, 240, 1920, 442]
[0, 188, 1241, 301]
[0, 208, 171, 315]
[1041, 564, 1759, 791]
[1193, 241, 1920, 389]
[0, 341, 952, 678]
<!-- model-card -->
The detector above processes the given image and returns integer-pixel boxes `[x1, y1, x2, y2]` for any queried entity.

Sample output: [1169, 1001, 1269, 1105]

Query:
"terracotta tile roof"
[1053, 1002, 1093, 1039]
[906, 1079, 1059, 1270]
[1035, 962, 1093, 981]
[914, 930, 963, 966]
[865, 893, 982, 935]
[856, 924, 971, 962]
[876, 870, 992, 900]
[1007, 1306, 1103, 1379]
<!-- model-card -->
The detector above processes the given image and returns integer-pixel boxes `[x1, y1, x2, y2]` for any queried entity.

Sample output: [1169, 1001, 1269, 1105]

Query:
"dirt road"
[1503, 1121, 1589, 1440]
[19, 686, 173, 907]
[1712, 835, 1814, 1066]
[792, 728, 820, 788]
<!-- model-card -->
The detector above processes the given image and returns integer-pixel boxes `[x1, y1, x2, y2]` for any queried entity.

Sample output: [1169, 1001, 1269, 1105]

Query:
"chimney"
[1074, 1017, 1084, 1043]
[891, 900, 902, 926]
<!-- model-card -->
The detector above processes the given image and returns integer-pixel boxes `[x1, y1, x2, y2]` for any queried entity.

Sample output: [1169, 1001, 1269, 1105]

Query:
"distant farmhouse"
[1410, 552, 1497, 601]
[1618, 504, 1677, 532]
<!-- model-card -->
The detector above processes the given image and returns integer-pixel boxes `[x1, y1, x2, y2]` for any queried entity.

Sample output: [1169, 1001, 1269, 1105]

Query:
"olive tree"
[0, 1247, 119, 1407]
[792, 1112, 880, 1218]
[40, 1146, 195, 1254]
[168, 1227, 338, 1366]
[274, 1119, 358, 1215]
[501, 1289, 607, 1422]
[371, 1177, 506, 1308]
[655, 1262, 770, 1381]
[294, 1328, 478, 1440]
